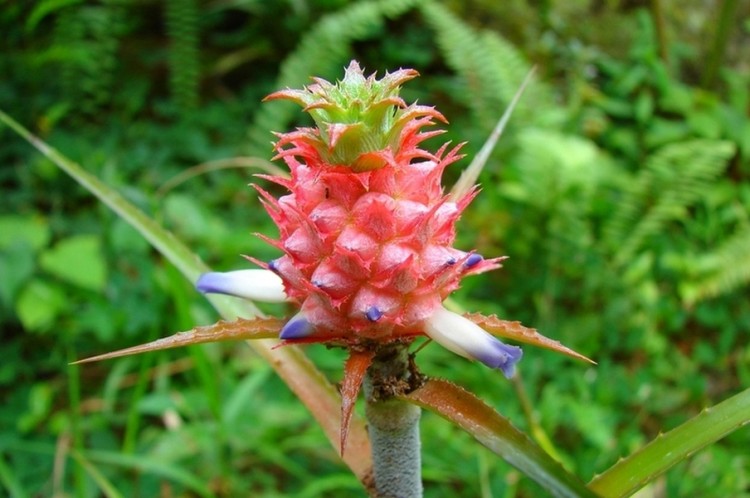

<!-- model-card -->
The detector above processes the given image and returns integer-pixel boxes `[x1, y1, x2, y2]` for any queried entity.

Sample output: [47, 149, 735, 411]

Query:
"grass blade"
[0, 453, 29, 498]
[70, 451, 124, 498]
[81, 449, 215, 498]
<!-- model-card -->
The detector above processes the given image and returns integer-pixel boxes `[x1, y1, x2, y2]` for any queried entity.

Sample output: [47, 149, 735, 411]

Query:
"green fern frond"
[247, 0, 420, 155]
[165, 0, 200, 110]
[604, 140, 736, 267]
[512, 128, 603, 208]
[26, 0, 84, 33]
[52, 1, 124, 117]
[508, 129, 604, 263]
[683, 226, 750, 304]
[419, 2, 552, 131]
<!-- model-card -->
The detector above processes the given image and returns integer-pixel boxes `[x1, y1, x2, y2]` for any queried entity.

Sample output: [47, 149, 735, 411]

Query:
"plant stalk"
[364, 345, 423, 498]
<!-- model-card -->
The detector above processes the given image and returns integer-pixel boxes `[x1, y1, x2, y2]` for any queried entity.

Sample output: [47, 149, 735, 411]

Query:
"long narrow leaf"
[70, 451, 124, 498]
[71, 317, 284, 364]
[0, 110, 372, 482]
[589, 386, 750, 498]
[403, 379, 599, 498]
[465, 313, 594, 364]
[80, 449, 216, 498]
[449, 66, 536, 201]
[0, 453, 29, 498]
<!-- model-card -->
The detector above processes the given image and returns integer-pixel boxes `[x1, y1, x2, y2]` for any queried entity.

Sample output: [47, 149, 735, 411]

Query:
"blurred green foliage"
[1, 0, 749, 496]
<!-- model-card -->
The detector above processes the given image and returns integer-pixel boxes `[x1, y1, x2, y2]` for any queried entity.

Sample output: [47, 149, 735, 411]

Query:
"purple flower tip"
[279, 314, 314, 339]
[195, 273, 224, 294]
[446, 257, 457, 266]
[365, 306, 383, 322]
[475, 339, 523, 378]
[464, 253, 484, 268]
[194, 269, 288, 303]
[424, 307, 523, 378]
[268, 259, 279, 272]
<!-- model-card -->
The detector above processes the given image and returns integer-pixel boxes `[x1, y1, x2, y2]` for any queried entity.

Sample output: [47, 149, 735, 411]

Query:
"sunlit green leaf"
[0, 215, 50, 252]
[15, 279, 68, 332]
[40, 235, 106, 292]
[17, 383, 54, 433]
[0, 246, 35, 308]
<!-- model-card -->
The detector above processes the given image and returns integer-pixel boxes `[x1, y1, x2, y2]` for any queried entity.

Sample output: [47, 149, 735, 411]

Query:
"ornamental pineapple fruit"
[198, 61, 522, 377]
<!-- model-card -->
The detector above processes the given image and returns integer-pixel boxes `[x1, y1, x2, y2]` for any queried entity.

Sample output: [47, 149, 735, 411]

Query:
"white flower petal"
[424, 307, 522, 378]
[196, 269, 288, 303]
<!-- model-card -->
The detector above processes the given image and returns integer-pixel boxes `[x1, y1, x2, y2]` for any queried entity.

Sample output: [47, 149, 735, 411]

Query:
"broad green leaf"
[0, 246, 35, 307]
[0, 215, 51, 252]
[15, 279, 68, 333]
[589, 386, 750, 498]
[0, 110, 373, 483]
[403, 379, 599, 498]
[40, 235, 106, 292]
[17, 383, 54, 433]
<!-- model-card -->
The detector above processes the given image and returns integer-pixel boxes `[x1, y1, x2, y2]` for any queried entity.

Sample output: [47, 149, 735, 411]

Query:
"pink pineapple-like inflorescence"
[197, 61, 522, 378]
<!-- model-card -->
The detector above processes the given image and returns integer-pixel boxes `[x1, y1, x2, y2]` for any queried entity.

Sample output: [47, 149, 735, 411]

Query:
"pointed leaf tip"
[72, 317, 284, 364]
[340, 350, 376, 456]
[449, 66, 536, 201]
[465, 313, 595, 364]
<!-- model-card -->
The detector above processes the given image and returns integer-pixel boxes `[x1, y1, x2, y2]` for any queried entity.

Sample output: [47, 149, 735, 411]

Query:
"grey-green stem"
[364, 345, 423, 498]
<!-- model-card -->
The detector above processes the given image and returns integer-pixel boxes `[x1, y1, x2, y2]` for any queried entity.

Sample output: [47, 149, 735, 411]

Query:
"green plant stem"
[589, 386, 750, 497]
[364, 346, 422, 498]
[122, 348, 154, 454]
[702, 0, 739, 89]
[512, 372, 563, 463]
[650, 0, 668, 62]
[0, 452, 28, 498]
[66, 348, 86, 498]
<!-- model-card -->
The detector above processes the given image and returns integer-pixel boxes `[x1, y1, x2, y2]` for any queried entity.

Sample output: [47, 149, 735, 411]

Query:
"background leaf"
[39, 234, 106, 292]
